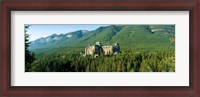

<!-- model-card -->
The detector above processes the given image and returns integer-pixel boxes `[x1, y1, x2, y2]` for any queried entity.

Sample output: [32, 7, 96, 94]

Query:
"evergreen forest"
[25, 25, 175, 72]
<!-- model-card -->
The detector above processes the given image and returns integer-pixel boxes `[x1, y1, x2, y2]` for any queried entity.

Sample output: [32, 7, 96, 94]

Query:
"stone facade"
[102, 46, 113, 55]
[112, 43, 120, 54]
[85, 45, 95, 55]
[85, 42, 120, 56]
[85, 42, 102, 55]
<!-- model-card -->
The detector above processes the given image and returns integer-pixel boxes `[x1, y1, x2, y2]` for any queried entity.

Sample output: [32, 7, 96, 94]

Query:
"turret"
[95, 41, 101, 46]
[113, 43, 120, 54]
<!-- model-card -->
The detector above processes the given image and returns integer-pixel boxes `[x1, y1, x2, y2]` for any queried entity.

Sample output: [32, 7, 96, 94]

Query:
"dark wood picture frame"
[0, 0, 199, 96]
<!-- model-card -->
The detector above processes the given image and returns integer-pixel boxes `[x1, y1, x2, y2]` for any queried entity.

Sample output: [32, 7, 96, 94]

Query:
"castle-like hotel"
[84, 42, 120, 56]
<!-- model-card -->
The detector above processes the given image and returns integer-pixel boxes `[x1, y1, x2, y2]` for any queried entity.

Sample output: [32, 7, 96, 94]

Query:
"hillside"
[29, 25, 175, 55]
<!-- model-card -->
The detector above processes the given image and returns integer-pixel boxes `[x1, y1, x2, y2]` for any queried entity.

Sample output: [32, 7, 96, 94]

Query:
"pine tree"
[25, 25, 35, 72]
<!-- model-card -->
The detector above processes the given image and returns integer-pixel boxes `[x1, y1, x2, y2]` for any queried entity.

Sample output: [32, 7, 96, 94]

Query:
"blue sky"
[26, 24, 109, 41]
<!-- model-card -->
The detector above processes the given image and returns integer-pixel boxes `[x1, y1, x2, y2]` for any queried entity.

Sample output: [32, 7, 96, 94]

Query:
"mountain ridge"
[29, 25, 175, 51]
